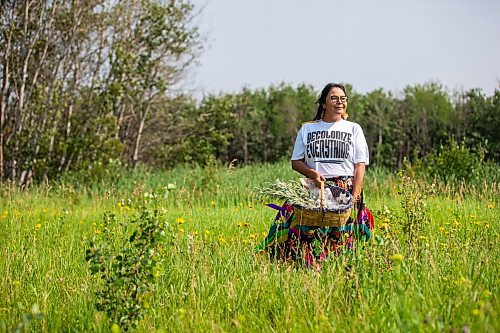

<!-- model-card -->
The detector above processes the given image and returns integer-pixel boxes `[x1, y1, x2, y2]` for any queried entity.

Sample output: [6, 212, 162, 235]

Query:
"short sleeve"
[291, 126, 306, 161]
[353, 124, 369, 165]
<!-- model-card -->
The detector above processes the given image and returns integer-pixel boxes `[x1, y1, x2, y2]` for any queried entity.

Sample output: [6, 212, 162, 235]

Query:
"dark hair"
[313, 83, 347, 120]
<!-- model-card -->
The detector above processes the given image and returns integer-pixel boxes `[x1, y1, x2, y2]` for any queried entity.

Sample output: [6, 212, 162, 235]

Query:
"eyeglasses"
[330, 95, 348, 103]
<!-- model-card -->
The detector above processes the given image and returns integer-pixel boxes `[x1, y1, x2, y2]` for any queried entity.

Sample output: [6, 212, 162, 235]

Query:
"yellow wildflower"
[457, 277, 472, 288]
[176, 217, 186, 224]
[390, 253, 403, 262]
[237, 221, 249, 228]
[111, 323, 121, 333]
[35, 223, 42, 230]
[94, 229, 100, 235]
[315, 314, 328, 322]
[471, 309, 481, 316]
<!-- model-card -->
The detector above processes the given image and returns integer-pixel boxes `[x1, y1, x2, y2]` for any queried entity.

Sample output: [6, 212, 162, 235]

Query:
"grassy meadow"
[0, 161, 498, 332]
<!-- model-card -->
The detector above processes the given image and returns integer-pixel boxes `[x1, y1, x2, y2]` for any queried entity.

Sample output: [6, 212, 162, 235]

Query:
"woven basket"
[293, 181, 352, 227]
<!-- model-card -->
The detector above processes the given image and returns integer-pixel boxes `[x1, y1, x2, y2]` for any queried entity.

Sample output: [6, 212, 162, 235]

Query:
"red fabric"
[366, 208, 375, 230]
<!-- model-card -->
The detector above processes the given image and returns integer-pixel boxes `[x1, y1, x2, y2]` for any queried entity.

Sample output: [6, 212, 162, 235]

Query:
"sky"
[183, 0, 500, 99]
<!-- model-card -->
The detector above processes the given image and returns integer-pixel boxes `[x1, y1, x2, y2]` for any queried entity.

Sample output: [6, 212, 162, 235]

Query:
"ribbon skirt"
[255, 177, 374, 268]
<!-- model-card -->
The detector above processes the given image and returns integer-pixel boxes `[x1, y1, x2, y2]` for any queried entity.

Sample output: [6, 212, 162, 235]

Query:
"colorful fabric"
[255, 177, 374, 269]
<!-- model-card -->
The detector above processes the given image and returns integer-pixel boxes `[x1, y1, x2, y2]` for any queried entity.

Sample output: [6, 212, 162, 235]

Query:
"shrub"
[413, 138, 498, 185]
[85, 206, 171, 330]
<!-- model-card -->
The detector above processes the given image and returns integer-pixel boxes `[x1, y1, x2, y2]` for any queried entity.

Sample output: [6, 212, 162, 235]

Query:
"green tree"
[454, 88, 500, 162]
[398, 82, 453, 166]
[105, 0, 201, 167]
[356, 89, 399, 168]
[0, 0, 202, 184]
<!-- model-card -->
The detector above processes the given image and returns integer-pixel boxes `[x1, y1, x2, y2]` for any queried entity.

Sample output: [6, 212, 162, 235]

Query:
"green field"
[1, 162, 498, 332]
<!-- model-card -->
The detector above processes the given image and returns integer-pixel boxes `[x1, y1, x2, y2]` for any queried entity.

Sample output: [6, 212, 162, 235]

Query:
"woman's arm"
[352, 162, 366, 202]
[291, 160, 325, 187]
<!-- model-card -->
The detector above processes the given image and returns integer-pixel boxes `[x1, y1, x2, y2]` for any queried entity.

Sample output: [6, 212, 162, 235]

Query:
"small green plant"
[200, 155, 223, 191]
[397, 171, 430, 256]
[85, 207, 171, 331]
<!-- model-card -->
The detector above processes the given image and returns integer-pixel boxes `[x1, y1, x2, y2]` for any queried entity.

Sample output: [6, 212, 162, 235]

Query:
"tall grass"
[0, 161, 498, 332]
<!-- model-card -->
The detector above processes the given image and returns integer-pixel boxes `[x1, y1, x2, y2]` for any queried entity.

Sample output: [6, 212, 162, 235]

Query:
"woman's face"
[322, 87, 347, 118]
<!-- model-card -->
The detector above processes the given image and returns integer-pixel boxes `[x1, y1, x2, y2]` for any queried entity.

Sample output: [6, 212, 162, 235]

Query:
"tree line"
[1, 1, 498, 186]
[153, 83, 499, 171]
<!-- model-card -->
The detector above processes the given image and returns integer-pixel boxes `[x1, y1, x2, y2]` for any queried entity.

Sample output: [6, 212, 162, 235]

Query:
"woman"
[255, 83, 373, 269]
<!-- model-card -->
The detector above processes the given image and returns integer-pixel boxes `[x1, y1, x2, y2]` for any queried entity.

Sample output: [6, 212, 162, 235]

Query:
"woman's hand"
[352, 190, 361, 204]
[291, 160, 325, 187]
[312, 172, 326, 188]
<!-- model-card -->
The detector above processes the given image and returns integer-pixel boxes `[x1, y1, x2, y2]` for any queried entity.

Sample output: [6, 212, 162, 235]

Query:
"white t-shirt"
[291, 119, 369, 177]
